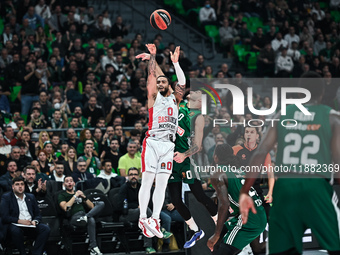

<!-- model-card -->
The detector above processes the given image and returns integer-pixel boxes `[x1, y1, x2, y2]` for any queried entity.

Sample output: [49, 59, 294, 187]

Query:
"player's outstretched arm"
[174, 115, 204, 163]
[170, 46, 186, 103]
[136, 52, 165, 77]
[145, 44, 158, 107]
[330, 113, 340, 184]
[207, 171, 229, 252]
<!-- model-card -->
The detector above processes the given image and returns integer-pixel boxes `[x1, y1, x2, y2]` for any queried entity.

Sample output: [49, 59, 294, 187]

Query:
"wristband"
[73, 195, 77, 199]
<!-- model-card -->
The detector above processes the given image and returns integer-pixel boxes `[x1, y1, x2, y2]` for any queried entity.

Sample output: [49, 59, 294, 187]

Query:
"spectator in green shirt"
[80, 141, 101, 176]
[77, 128, 99, 156]
[118, 141, 141, 177]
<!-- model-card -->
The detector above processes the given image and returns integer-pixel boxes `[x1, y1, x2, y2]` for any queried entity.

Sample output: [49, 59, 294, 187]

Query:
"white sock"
[212, 214, 218, 225]
[151, 173, 171, 219]
[185, 217, 199, 232]
[138, 172, 156, 219]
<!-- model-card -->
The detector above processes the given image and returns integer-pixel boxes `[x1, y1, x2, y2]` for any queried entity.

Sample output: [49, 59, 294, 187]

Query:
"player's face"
[157, 77, 169, 96]
[244, 127, 259, 144]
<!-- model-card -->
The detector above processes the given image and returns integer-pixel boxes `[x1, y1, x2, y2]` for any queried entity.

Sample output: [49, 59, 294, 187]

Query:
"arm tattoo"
[148, 54, 156, 77]
[184, 143, 199, 157]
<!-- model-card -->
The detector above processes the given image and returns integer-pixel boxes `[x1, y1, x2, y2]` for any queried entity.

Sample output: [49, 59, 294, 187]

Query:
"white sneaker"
[239, 244, 253, 255]
[90, 246, 102, 255]
[77, 215, 87, 223]
[145, 217, 163, 238]
[139, 218, 155, 238]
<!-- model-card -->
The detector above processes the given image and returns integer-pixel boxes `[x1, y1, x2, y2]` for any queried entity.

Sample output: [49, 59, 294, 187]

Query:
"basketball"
[150, 9, 171, 30]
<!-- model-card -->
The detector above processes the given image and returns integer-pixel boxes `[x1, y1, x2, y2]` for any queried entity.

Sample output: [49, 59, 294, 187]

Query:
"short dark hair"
[23, 165, 36, 174]
[4, 126, 13, 132]
[128, 167, 139, 175]
[55, 161, 64, 166]
[214, 143, 240, 168]
[244, 125, 259, 135]
[157, 75, 170, 84]
[12, 176, 25, 184]
[103, 160, 111, 166]
[6, 160, 17, 169]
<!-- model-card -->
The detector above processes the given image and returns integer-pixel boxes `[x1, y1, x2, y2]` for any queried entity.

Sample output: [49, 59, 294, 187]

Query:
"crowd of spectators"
[0, 0, 340, 253]
[182, 0, 340, 78]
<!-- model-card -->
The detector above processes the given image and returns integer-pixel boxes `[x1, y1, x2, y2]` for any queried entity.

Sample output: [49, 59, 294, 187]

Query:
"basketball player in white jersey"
[137, 44, 186, 238]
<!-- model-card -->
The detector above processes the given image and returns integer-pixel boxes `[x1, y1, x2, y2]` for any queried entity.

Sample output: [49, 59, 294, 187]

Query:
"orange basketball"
[150, 9, 171, 30]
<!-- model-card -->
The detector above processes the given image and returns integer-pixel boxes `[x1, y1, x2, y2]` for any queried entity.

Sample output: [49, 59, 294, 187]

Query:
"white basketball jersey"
[146, 92, 178, 141]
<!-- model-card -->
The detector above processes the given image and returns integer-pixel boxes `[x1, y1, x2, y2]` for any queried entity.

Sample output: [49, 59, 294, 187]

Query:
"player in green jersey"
[169, 90, 218, 248]
[207, 143, 267, 255]
[239, 72, 340, 255]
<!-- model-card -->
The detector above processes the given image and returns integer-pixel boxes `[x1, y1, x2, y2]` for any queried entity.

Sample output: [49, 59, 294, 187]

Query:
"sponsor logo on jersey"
[159, 123, 176, 130]
[158, 116, 177, 124]
[228, 207, 234, 214]
[242, 154, 246, 160]
[182, 172, 186, 178]
[189, 112, 195, 117]
[161, 163, 165, 169]
[177, 126, 185, 136]
[173, 99, 176, 105]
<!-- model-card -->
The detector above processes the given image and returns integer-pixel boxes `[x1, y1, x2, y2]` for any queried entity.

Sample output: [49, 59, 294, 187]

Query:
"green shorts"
[268, 178, 340, 254]
[223, 206, 267, 250]
[168, 157, 200, 184]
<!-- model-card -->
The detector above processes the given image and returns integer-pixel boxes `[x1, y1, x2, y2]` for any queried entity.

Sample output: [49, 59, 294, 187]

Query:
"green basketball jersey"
[221, 165, 263, 215]
[276, 104, 333, 178]
[175, 101, 201, 153]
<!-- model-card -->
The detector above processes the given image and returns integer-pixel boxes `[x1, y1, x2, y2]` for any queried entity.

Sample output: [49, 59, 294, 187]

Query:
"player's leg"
[214, 243, 241, 255]
[139, 138, 158, 237]
[268, 179, 306, 254]
[152, 172, 171, 219]
[302, 179, 340, 253]
[138, 171, 157, 238]
[139, 171, 156, 219]
[224, 210, 266, 255]
[139, 138, 157, 219]
[189, 179, 218, 222]
[144, 172, 171, 238]
[145, 141, 174, 238]
[168, 162, 205, 248]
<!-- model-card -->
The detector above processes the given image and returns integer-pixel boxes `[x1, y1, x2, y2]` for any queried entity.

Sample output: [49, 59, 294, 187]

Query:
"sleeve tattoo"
[149, 54, 156, 77]
[184, 143, 199, 157]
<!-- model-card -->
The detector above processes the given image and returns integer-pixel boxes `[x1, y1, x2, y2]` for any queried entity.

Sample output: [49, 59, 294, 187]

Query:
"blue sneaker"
[184, 229, 205, 248]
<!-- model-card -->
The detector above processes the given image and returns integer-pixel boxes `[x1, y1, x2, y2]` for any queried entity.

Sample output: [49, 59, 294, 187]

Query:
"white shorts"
[141, 137, 175, 174]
